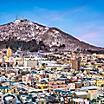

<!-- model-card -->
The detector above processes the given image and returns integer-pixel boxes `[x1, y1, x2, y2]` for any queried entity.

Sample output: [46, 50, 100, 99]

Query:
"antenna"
[15, 15, 19, 20]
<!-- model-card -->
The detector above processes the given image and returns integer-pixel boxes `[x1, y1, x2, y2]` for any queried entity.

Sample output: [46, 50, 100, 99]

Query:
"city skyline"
[0, 0, 104, 47]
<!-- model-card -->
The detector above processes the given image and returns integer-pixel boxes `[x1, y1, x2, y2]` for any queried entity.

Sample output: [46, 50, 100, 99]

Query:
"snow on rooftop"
[80, 86, 99, 90]
[75, 91, 88, 95]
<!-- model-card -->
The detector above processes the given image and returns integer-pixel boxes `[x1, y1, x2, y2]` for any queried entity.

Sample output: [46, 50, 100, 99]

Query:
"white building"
[24, 58, 38, 68]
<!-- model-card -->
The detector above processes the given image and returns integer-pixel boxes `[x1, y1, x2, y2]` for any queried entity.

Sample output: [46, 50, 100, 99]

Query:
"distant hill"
[0, 19, 103, 52]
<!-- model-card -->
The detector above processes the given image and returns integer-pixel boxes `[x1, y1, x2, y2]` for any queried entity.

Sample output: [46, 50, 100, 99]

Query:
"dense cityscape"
[0, 47, 103, 104]
[0, 0, 104, 104]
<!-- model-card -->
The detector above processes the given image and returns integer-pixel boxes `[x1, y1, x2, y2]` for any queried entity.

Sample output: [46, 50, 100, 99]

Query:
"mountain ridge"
[0, 19, 103, 52]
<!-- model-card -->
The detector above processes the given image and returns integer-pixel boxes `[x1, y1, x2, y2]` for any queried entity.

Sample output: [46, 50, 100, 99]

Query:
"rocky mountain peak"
[0, 19, 103, 52]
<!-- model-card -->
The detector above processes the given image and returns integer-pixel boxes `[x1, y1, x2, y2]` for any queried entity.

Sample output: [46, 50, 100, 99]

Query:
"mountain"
[0, 19, 103, 52]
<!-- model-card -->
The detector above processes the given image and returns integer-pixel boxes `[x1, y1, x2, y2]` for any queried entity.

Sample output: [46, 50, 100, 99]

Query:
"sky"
[0, 0, 104, 47]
